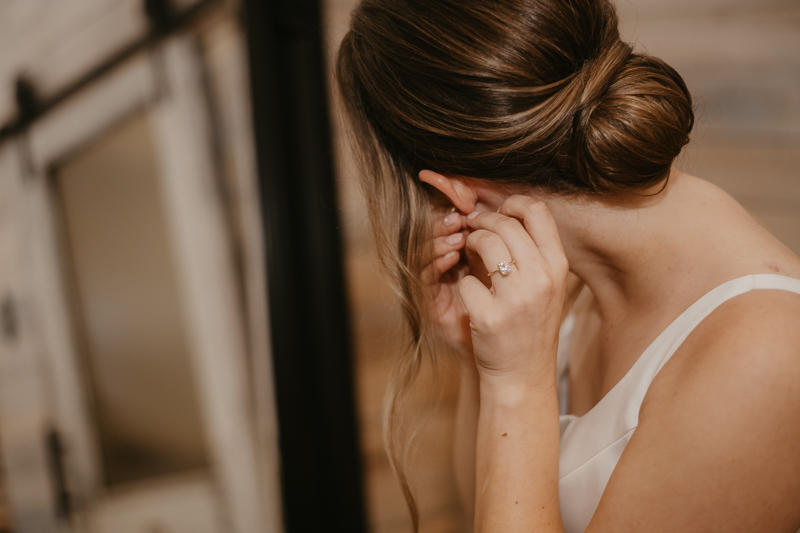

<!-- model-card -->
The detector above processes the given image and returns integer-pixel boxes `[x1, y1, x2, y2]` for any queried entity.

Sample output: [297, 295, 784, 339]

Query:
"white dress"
[555, 274, 800, 533]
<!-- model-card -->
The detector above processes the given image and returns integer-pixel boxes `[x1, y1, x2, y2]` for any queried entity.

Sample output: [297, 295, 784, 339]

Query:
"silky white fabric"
[556, 274, 800, 533]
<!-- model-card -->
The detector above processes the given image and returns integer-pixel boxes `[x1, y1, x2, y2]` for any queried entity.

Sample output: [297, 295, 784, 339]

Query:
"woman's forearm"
[474, 382, 563, 533]
[454, 360, 480, 523]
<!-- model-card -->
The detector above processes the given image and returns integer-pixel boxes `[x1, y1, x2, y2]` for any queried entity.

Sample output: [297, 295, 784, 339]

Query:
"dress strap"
[650, 274, 800, 375]
[559, 274, 800, 478]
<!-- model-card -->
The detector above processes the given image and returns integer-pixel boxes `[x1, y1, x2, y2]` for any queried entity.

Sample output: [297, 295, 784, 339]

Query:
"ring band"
[488, 260, 515, 277]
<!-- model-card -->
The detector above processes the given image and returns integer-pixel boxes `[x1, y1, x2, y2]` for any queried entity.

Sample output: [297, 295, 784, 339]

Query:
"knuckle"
[507, 293, 528, 312]
[525, 200, 550, 217]
[534, 273, 555, 294]
[481, 311, 505, 331]
[551, 254, 569, 274]
[497, 217, 519, 232]
[476, 231, 499, 250]
[504, 194, 525, 207]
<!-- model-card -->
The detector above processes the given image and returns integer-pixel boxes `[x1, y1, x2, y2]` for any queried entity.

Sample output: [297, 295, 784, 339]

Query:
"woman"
[336, 0, 800, 531]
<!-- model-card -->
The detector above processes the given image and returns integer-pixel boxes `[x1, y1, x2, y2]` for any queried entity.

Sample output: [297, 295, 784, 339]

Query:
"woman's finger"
[465, 229, 518, 293]
[499, 196, 566, 267]
[458, 275, 493, 316]
[434, 208, 465, 238]
[421, 250, 461, 285]
[434, 231, 466, 257]
[423, 231, 467, 285]
[466, 211, 544, 271]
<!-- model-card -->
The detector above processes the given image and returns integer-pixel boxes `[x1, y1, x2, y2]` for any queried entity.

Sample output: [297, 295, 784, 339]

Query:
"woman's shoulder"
[703, 284, 800, 392]
[638, 270, 800, 425]
[688, 279, 800, 372]
[696, 276, 800, 342]
[596, 284, 800, 532]
[647, 280, 800, 411]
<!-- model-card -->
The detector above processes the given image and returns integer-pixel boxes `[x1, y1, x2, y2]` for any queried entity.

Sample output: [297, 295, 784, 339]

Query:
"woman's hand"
[421, 208, 473, 358]
[459, 195, 569, 392]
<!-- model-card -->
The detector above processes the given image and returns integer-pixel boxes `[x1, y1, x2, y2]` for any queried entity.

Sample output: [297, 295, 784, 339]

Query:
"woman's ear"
[418, 170, 478, 214]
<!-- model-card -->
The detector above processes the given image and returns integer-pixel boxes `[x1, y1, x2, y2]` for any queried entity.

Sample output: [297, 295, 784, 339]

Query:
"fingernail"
[445, 251, 458, 261]
[446, 232, 463, 245]
[467, 211, 480, 220]
[444, 212, 459, 226]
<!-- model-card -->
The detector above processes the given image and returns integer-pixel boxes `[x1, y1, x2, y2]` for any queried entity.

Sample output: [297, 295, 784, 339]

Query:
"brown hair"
[336, 0, 693, 528]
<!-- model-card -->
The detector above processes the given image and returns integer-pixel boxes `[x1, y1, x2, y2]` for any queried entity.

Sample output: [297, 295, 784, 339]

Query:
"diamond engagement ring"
[488, 260, 515, 277]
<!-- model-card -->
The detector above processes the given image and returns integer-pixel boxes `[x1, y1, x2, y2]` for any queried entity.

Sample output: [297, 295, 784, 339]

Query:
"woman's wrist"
[477, 366, 558, 408]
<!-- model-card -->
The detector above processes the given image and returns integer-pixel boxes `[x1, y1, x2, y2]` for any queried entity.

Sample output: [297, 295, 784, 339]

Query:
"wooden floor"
[325, 1, 800, 532]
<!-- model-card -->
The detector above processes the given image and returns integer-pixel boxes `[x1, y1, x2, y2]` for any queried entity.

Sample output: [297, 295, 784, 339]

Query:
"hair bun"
[565, 46, 695, 192]
[573, 39, 633, 115]
[339, 0, 695, 200]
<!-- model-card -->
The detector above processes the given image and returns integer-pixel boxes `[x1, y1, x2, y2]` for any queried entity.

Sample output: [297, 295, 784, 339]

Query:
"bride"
[336, 0, 800, 531]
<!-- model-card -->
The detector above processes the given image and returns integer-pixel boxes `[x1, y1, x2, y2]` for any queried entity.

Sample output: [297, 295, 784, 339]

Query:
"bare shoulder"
[669, 286, 800, 393]
[589, 287, 800, 532]
[640, 285, 800, 415]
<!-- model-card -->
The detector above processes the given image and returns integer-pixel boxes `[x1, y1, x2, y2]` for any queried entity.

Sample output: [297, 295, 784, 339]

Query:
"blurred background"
[0, 0, 797, 532]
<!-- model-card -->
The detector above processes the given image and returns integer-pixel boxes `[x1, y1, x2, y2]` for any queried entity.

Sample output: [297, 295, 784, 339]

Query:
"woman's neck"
[544, 170, 792, 326]
[471, 168, 798, 326]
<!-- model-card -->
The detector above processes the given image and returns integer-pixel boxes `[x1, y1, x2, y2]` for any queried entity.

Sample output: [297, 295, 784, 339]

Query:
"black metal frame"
[241, 1, 367, 532]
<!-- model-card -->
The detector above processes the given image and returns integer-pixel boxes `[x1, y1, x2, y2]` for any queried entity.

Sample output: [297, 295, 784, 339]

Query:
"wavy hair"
[336, 0, 694, 528]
